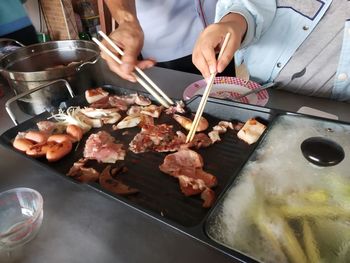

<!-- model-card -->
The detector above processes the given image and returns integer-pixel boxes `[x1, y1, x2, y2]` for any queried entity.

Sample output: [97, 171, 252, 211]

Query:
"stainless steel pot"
[0, 40, 100, 115]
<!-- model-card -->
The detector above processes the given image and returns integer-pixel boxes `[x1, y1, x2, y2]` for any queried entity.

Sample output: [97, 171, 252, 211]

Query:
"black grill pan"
[0, 86, 278, 260]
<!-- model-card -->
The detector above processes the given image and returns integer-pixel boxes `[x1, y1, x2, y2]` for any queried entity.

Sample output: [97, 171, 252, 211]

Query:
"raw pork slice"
[84, 131, 125, 163]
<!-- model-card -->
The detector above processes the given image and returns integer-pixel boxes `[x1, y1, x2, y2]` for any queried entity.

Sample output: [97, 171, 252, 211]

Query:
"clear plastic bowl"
[0, 188, 43, 250]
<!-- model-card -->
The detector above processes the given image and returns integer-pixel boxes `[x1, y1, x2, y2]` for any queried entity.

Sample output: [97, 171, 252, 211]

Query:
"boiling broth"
[207, 115, 350, 263]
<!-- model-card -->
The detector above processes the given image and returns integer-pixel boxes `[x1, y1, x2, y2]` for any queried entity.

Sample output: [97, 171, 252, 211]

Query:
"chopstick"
[98, 31, 174, 106]
[92, 34, 173, 108]
[186, 33, 231, 143]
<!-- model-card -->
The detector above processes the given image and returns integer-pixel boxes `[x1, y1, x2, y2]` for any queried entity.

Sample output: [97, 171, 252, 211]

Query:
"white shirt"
[136, 0, 217, 62]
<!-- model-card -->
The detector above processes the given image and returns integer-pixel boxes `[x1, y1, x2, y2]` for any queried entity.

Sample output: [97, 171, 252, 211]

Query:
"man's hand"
[102, 0, 156, 82]
[192, 13, 247, 79]
[101, 21, 155, 82]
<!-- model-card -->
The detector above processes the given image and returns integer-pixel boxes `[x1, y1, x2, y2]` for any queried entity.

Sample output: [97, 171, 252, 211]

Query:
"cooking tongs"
[93, 31, 174, 108]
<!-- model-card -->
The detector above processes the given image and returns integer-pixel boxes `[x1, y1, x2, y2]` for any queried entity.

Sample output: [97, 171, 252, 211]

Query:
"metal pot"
[0, 40, 100, 115]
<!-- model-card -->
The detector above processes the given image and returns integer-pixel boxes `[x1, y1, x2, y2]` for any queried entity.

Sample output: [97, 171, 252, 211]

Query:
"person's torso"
[237, 0, 350, 101]
[0, 0, 31, 36]
[136, 0, 217, 62]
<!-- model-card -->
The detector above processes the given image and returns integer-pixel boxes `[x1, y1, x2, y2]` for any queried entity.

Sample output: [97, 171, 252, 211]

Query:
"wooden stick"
[92, 37, 170, 108]
[98, 31, 174, 105]
[186, 33, 231, 143]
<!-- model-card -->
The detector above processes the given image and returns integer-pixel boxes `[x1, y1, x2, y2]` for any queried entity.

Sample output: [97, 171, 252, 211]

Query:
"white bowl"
[183, 77, 269, 106]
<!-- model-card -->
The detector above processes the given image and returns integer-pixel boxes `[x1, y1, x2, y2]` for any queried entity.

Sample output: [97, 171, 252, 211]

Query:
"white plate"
[183, 77, 269, 106]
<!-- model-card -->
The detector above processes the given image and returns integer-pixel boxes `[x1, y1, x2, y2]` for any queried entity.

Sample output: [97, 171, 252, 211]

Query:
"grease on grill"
[100, 165, 139, 195]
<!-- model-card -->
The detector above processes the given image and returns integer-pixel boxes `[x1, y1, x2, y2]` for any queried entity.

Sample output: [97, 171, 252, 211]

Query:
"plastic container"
[0, 188, 43, 250]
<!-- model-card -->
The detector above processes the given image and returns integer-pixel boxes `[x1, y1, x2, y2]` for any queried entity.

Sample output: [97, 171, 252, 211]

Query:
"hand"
[192, 13, 247, 79]
[101, 21, 156, 82]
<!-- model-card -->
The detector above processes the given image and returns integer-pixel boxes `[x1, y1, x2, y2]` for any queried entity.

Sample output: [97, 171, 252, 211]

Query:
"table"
[0, 65, 349, 263]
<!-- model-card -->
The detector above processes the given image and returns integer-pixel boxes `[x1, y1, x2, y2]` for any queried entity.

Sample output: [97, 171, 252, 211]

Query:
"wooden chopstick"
[92, 37, 171, 108]
[98, 31, 175, 106]
[186, 33, 231, 143]
[95, 31, 174, 107]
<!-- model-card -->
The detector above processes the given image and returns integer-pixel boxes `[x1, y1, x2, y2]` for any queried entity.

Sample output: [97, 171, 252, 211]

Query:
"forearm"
[215, 0, 276, 47]
[104, 0, 139, 25]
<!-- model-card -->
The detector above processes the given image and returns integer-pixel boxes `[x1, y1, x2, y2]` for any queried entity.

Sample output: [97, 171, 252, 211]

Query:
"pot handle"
[0, 38, 25, 47]
[0, 38, 25, 72]
[76, 56, 99, 72]
[5, 79, 74, 126]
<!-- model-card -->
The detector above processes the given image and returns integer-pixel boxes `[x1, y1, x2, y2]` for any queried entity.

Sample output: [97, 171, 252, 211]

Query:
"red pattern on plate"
[183, 77, 269, 106]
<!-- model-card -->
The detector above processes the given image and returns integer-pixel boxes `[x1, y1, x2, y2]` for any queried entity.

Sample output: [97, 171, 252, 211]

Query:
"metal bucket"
[0, 40, 100, 115]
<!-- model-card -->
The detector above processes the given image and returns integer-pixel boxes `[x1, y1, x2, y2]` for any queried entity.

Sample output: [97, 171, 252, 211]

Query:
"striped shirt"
[216, 0, 350, 101]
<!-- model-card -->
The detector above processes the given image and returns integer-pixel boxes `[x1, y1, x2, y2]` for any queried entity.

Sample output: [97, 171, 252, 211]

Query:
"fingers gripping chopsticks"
[186, 33, 231, 143]
[93, 31, 174, 108]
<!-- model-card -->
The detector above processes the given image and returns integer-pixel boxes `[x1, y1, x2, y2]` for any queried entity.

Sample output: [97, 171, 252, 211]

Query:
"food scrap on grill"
[134, 94, 152, 106]
[200, 188, 216, 208]
[128, 122, 214, 154]
[237, 118, 266, 144]
[233, 121, 245, 131]
[37, 120, 65, 134]
[85, 87, 109, 104]
[184, 133, 212, 149]
[129, 124, 175, 153]
[99, 165, 138, 195]
[159, 149, 217, 207]
[127, 105, 142, 116]
[139, 114, 155, 127]
[152, 130, 185, 152]
[173, 114, 208, 132]
[165, 100, 186, 115]
[140, 104, 163, 118]
[80, 107, 122, 125]
[89, 95, 128, 110]
[85, 88, 152, 110]
[67, 158, 99, 183]
[108, 95, 129, 110]
[208, 121, 234, 144]
[84, 131, 125, 163]
[113, 115, 141, 130]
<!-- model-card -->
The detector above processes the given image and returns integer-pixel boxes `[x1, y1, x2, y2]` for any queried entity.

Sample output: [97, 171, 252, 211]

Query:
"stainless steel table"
[0, 65, 349, 263]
